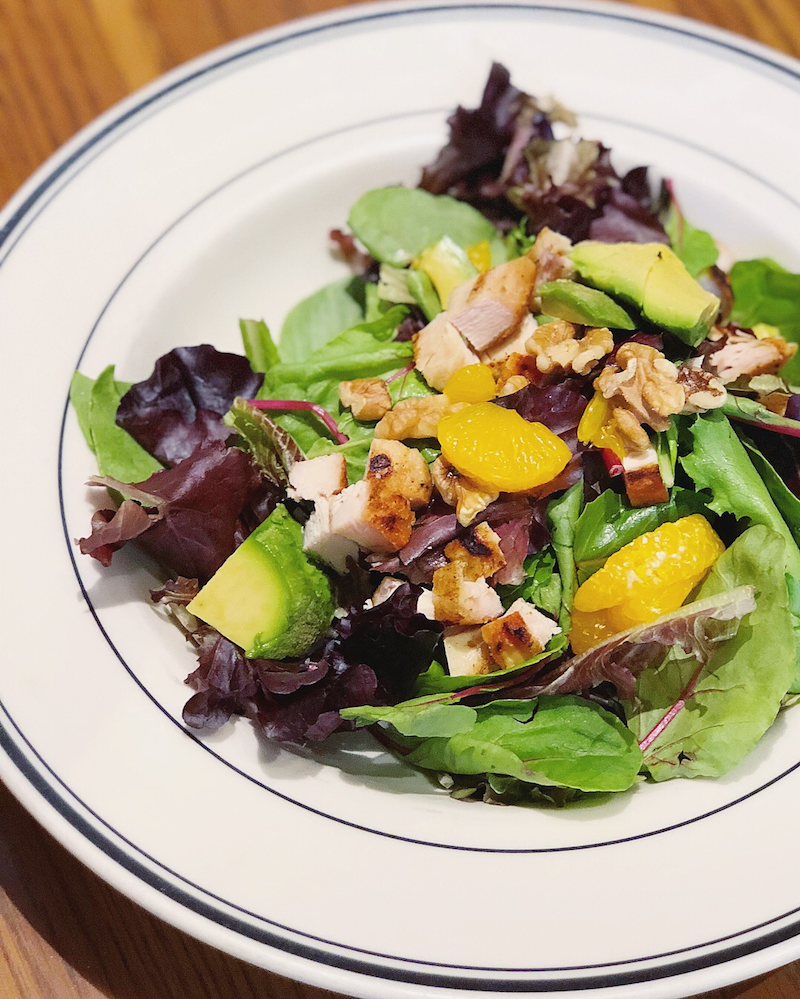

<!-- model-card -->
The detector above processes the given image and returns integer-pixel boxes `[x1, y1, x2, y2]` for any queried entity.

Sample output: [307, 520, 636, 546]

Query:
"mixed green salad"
[72, 64, 800, 805]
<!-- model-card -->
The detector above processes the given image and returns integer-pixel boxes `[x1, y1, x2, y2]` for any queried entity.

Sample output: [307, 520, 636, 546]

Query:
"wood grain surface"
[1, 1, 799, 998]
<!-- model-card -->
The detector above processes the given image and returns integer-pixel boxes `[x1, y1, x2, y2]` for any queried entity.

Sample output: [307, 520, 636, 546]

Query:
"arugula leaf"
[496, 547, 562, 618]
[630, 526, 795, 779]
[278, 277, 365, 363]
[681, 411, 800, 577]
[663, 203, 719, 277]
[239, 319, 279, 374]
[574, 487, 708, 579]
[347, 187, 505, 267]
[80, 366, 162, 482]
[400, 696, 643, 792]
[546, 482, 583, 633]
[729, 258, 800, 382]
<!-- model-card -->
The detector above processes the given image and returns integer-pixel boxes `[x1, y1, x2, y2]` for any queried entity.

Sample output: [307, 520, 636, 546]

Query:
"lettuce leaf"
[376, 696, 643, 793]
[663, 202, 718, 277]
[629, 526, 795, 779]
[729, 258, 800, 382]
[681, 411, 800, 578]
[278, 277, 365, 363]
[546, 481, 583, 633]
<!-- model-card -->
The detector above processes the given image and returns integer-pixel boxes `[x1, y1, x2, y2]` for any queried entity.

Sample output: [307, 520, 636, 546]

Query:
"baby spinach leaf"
[630, 526, 796, 780]
[278, 277, 365, 363]
[340, 699, 477, 738]
[729, 258, 800, 382]
[403, 696, 642, 792]
[663, 203, 718, 277]
[496, 547, 562, 618]
[741, 437, 800, 547]
[681, 411, 800, 577]
[347, 187, 504, 267]
[86, 366, 162, 482]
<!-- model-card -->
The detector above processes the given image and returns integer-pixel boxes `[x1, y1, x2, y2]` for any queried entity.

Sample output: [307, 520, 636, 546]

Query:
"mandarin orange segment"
[438, 402, 571, 493]
[569, 514, 724, 652]
[443, 364, 497, 403]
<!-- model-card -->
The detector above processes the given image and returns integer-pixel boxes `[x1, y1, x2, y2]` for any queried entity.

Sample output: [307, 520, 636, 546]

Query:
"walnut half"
[526, 321, 614, 377]
[595, 342, 685, 434]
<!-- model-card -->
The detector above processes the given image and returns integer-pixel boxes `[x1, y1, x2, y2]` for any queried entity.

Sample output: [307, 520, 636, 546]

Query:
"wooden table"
[2, 1, 799, 997]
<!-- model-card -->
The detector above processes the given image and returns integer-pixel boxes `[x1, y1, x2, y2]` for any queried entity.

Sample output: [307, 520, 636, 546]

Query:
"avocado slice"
[538, 279, 636, 329]
[187, 504, 335, 659]
[570, 241, 720, 346]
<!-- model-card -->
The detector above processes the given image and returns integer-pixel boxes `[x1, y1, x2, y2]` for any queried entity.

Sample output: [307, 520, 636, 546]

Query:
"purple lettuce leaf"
[116, 345, 264, 466]
[81, 441, 262, 581]
[493, 381, 588, 436]
[521, 585, 756, 701]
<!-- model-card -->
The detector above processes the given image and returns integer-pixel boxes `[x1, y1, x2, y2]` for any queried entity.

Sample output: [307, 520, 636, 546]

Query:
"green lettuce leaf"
[681, 411, 800, 578]
[347, 187, 505, 266]
[496, 546, 561, 618]
[400, 696, 643, 793]
[239, 319, 279, 374]
[546, 481, 583, 633]
[629, 526, 795, 780]
[278, 277, 365, 363]
[663, 203, 719, 277]
[729, 258, 800, 382]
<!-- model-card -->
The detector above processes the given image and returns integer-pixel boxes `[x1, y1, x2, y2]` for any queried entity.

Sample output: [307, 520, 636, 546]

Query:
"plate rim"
[3, 2, 800, 997]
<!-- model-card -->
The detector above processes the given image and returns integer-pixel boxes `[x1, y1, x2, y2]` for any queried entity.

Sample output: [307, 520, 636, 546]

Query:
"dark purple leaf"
[493, 382, 588, 436]
[78, 501, 156, 566]
[85, 442, 262, 581]
[117, 345, 264, 466]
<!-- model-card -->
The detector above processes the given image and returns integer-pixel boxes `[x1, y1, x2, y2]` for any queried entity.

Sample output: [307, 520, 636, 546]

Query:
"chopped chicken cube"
[413, 313, 480, 391]
[366, 439, 433, 509]
[431, 455, 498, 526]
[443, 625, 496, 676]
[370, 576, 404, 607]
[479, 313, 539, 365]
[449, 256, 537, 352]
[621, 446, 669, 507]
[529, 227, 575, 309]
[374, 394, 466, 441]
[432, 561, 503, 625]
[416, 587, 435, 619]
[702, 327, 797, 383]
[444, 522, 506, 580]
[288, 453, 348, 503]
[339, 377, 392, 421]
[481, 599, 561, 669]
[330, 479, 414, 553]
[302, 496, 360, 574]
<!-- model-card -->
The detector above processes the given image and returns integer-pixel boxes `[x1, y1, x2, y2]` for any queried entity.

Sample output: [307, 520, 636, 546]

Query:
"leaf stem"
[638, 658, 705, 753]
[246, 399, 349, 444]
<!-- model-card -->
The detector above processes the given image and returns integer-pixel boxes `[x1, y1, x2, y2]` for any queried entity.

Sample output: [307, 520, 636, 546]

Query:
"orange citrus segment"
[438, 402, 571, 493]
[443, 364, 497, 403]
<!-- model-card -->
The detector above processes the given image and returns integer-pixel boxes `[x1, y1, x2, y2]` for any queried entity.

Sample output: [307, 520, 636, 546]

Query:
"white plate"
[2, 2, 800, 997]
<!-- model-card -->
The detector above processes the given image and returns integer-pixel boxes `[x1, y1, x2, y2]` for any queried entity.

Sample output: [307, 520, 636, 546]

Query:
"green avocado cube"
[187, 504, 334, 659]
[537, 279, 636, 329]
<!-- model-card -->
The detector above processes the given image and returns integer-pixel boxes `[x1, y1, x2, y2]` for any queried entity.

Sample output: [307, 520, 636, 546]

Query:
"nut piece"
[443, 522, 506, 580]
[677, 365, 727, 413]
[526, 321, 614, 377]
[373, 395, 466, 440]
[595, 342, 685, 434]
[366, 439, 432, 510]
[431, 455, 499, 527]
[339, 377, 392, 421]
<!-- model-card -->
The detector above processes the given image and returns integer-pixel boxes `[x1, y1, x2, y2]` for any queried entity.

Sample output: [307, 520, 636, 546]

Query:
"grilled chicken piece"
[431, 560, 503, 625]
[413, 313, 480, 391]
[366, 439, 433, 510]
[481, 599, 561, 669]
[443, 522, 506, 580]
[443, 625, 496, 676]
[449, 256, 537, 352]
[330, 479, 414, 553]
[288, 453, 348, 503]
[302, 496, 360, 574]
[621, 447, 669, 507]
[702, 327, 797, 383]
